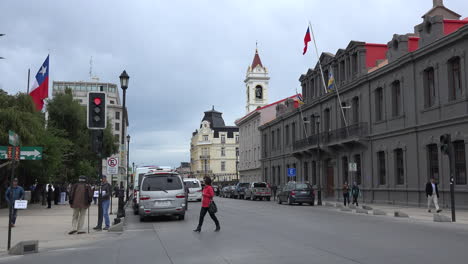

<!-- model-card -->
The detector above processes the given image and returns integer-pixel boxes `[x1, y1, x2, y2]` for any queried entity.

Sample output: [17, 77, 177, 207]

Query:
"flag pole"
[308, 21, 349, 129]
[27, 69, 30, 93]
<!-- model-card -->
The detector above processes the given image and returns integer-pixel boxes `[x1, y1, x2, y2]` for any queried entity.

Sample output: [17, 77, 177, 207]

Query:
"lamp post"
[126, 134, 130, 202]
[312, 114, 322, 206]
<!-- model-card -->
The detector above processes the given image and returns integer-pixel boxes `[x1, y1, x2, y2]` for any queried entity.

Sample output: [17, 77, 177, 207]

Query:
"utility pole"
[0, 34, 5, 60]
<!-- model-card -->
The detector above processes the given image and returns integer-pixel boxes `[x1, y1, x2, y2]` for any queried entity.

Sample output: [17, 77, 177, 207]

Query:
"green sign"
[8, 130, 19, 146]
[20, 147, 43, 160]
[0, 146, 7, 159]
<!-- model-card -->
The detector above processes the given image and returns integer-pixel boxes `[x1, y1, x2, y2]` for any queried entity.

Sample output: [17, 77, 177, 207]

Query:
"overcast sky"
[1, 0, 466, 168]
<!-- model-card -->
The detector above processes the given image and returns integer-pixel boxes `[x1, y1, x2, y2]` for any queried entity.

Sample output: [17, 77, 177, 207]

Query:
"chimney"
[433, 0, 443, 7]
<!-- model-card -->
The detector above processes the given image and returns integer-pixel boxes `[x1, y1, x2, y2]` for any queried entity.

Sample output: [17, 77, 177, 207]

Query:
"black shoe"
[436, 209, 442, 213]
[68, 230, 77, 235]
[193, 228, 201, 232]
[214, 226, 220, 232]
[103, 227, 109, 231]
[93, 227, 102, 231]
[77, 231, 86, 234]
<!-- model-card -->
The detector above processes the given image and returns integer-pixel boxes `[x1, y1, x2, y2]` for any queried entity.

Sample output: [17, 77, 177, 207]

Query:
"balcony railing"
[196, 170, 213, 174]
[199, 155, 210, 159]
[293, 122, 369, 151]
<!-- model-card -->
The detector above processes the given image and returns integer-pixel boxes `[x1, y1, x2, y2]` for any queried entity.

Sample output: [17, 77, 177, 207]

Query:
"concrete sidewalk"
[0, 197, 122, 253]
[324, 199, 468, 224]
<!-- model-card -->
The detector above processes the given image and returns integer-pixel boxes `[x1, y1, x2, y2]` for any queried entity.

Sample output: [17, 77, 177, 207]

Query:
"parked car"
[245, 182, 271, 201]
[277, 182, 315, 206]
[233, 182, 250, 199]
[138, 172, 187, 222]
[183, 178, 202, 202]
[221, 185, 235, 198]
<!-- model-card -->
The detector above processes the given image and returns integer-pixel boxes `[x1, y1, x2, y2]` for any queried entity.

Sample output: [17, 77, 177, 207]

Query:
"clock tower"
[245, 48, 269, 114]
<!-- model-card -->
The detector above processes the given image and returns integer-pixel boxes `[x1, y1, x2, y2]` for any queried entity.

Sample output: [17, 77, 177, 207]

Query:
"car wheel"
[134, 209, 138, 215]
[139, 216, 145, 222]
[287, 197, 293, 205]
[277, 197, 282, 204]
[299, 203, 303, 205]
[266, 197, 271, 201]
[178, 214, 185, 220]
[251, 195, 255, 201]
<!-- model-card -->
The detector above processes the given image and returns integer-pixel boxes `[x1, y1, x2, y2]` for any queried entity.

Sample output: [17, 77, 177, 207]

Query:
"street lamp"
[126, 134, 130, 202]
[312, 114, 322, 206]
[119, 70, 129, 146]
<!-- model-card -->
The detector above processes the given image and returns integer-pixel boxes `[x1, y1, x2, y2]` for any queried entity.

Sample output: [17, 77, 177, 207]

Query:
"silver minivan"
[138, 172, 186, 221]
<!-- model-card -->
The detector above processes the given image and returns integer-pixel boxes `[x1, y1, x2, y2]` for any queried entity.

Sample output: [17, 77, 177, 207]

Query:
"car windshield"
[184, 181, 200, 188]
[142, 174, 182, 191]
[239, 183, 249, 187]
[294, 184, 310, 190]
[253, 183, 267, 188]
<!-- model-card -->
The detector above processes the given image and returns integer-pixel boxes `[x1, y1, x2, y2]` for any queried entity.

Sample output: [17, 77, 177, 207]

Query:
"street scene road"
[3, 198, 468, 264]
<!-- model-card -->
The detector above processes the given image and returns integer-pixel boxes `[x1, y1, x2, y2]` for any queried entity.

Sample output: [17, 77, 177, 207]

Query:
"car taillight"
[197, 190, 202, 192]
[291, 191, 296, 196]
[176, 194, 186, 198]
[140, 195, 150, 201]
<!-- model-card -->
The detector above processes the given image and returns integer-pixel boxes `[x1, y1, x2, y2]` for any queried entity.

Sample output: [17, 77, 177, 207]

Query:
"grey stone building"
[259, 0, 468, 208]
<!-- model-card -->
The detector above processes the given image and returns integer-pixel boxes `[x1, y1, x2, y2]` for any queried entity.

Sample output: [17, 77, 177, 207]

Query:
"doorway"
[325, 159, 334, 197]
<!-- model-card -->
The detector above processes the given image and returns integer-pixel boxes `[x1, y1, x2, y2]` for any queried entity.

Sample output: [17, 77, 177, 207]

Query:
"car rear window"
[253, 183, 267, 188]
[142, 175, 182, 191]
[184, 181, 200, 188]
[240, 183, 249, 187]
[294, 184, 311, 190]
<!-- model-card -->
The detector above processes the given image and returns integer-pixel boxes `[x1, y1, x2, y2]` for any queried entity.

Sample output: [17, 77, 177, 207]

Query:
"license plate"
[155, 201, 171, 207]
[301, 191, 308, 194]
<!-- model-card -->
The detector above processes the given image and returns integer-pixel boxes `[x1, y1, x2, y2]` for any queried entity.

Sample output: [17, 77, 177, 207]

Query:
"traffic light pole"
[449, 148, 456, 222]
[7, 159, 15, 250]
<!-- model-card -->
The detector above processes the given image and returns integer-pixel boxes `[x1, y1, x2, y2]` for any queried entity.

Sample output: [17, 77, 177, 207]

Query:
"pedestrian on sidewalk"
[271, 185, 278, 201]
[93, 175, 112, 231]
[351, 182, 360, 206]
[68, 176, 93, 235]
[342, 181, 350, 206]
[193, 176, 220, 232]
[5, 178, 25, 228]
[46, 183, 54, 209]
[54, 184, 60, 205]
[426, 177, 442, 213]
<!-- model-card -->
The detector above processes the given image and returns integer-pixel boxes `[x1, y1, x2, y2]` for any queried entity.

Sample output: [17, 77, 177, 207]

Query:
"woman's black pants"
[197, 207, 219, 229]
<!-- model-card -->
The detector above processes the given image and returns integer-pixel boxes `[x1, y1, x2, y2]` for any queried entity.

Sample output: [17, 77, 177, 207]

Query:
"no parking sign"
[107, 157, 119, 175]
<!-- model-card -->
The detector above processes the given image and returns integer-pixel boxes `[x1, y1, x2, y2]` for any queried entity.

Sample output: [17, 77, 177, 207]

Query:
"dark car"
[221, 186, 234, 198]
[233, 182, 250, 199]
[277, 182, 315, 205]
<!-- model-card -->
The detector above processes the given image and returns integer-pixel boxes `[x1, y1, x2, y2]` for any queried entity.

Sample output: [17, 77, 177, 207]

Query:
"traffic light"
[92, 130, 103, 156]
[440, 134, 451, 155]
[87, 92, 107, 129]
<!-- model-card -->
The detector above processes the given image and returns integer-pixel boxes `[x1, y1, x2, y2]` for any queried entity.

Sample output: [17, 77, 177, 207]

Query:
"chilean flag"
[303, 27, 312, 55]
[29, 55, 49, 111]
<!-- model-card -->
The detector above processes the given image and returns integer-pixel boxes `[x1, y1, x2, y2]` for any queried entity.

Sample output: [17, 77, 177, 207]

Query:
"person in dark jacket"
[426, 177, 442, 213]
[351, 182, 360, 206]
[68, 176, 93, 234]
[5, 178, 25, 227]
[54, 184, 60, 205]
[342, 182, 350, 206]
[93, 175, 112, 231]
[193, 176, 220, 232]
[46, 184, 54, 209]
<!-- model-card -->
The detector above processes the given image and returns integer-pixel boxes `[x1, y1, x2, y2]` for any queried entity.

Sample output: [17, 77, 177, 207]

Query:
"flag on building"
[327, 69, 335, 93]
[29, 55, 49, 111]
[296, 94, 305, 105]
[303, 27, 312, 55]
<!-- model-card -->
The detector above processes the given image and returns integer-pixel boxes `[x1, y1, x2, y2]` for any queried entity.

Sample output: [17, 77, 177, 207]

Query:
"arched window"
[255, 85, 263, 99]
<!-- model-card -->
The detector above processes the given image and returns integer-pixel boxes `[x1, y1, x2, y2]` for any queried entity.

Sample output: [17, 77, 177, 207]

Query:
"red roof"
[236, 94, 300, 124]
[251, 49, 263, 69]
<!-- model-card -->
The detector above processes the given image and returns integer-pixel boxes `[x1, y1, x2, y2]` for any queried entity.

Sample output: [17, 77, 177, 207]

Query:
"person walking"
[68, 176, 93, 235]
[342, 182, 350, 206]
[271, 185, 278, 201]
[193, 176, 220, 232]
[5, 178, 25, 227]
[46, 184, 54, 209]
[351, 182, 360, 206]
[93, 175, 112, 231]
[426, 177, 442, 213]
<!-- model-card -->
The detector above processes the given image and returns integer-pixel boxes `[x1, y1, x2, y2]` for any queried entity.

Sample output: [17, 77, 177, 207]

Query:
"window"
[291, 122, 296, 143]
[310, 78, 316, 98]
[203, 135, 208, 141]
[424, 67, 436, 108]
[392, 81, 401, 117]
[277, 166, 281, 185]
[311, 161, 317, 185]
[378, 151, 386, 185]
[115, 122, 120, 131]
[272, 166, 276, 185]
[448, 57, 462, 101]
[352, 97, 359, 124]
[221, 147, 225, 156]
[427, 144, 439, 181]
[271, 131, 275, 150]
[255, 85, 263, 99]
[236, 147, 239, 157]
[263, 134, 267, 156]
[110, 100, 115, 104]
[342, 156, 349, 183]
[346, 57, 351, 78]
[304, 162, 309, 182]
[277, 128, 281, 149]
[339, 60, 345, 83]
[354, 154, 361, 185]
[221, 135, 226, 144]
[303, 117, 308, 137]
[352, 53, 358, 75]
[142, 175, 182, 191]
[202, 147, 209, 156]
[324, 109, 330, 132]
[394, 148, 404, 185]
[264, 168, 268, 181]
[341, 102, 347, 128]
[310, 115, 316, 134]
[114, 134, 119, 143]
[285, 125, 290, 145]
[454, 141, 466, 185]
[235, 134, 239, 143]
[375, 88, 384, 122]
[115, 111, 120, 120]
[221, 161, 226, 171]
[323, 70, 329, 89]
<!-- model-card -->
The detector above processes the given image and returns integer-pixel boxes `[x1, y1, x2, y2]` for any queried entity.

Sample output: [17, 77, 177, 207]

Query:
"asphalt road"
[2, 197, 468, 264]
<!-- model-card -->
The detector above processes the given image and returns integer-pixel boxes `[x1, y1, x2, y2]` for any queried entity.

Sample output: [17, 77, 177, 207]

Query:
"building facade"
[260, 0, 468, 208]
[52, 81, 129, 186]
[176, 162, 191, 178]
[190, 108, 239, 183]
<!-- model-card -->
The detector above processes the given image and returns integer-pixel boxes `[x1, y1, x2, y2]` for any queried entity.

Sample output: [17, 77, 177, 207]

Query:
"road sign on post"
[8, 130, 19, 146]
[107, 157, 119, 175]
[20, 147, 43, 160]
[287, 168, 296, 177]
[349, 162, 357, 172]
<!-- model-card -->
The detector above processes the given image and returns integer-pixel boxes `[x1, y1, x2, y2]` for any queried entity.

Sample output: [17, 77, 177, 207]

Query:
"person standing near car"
[193, 176, 220, 232]
[342, 182, 350, 206]
[68, 176, 93, 235]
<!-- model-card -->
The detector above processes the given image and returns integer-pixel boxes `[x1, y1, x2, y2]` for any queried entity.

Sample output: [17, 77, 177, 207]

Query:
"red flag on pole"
[303, 27, 311, 55]
[29, 55, 49, 111]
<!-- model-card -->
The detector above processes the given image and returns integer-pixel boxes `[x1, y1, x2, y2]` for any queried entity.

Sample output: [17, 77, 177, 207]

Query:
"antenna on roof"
[89, 56, 100, 82]
[212, 105, 215, 110]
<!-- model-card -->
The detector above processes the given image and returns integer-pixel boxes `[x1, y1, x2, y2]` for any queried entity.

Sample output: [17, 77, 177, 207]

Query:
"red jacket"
[202, 185, 214, 208]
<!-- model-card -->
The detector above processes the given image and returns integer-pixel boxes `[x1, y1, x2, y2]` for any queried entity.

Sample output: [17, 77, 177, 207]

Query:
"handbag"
[208, 200, 218, 214]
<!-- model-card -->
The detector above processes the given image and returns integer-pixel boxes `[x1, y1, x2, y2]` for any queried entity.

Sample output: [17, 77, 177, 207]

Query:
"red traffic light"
[94, 97, 102, 105]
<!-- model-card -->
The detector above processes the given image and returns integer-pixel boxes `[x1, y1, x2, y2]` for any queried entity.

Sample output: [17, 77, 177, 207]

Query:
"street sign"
[287, 168, 296, 177]
[8, 130, 19, 146]
[349, 162, 357, 172]
[20, 147, 43, 160]
[0, 146, 7, 159]
[107, 157, 119, 175]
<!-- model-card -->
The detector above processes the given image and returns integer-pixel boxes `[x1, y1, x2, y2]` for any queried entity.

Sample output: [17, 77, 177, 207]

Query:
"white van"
[183, 178, 202, 202]
[133, 166, 173, 214]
